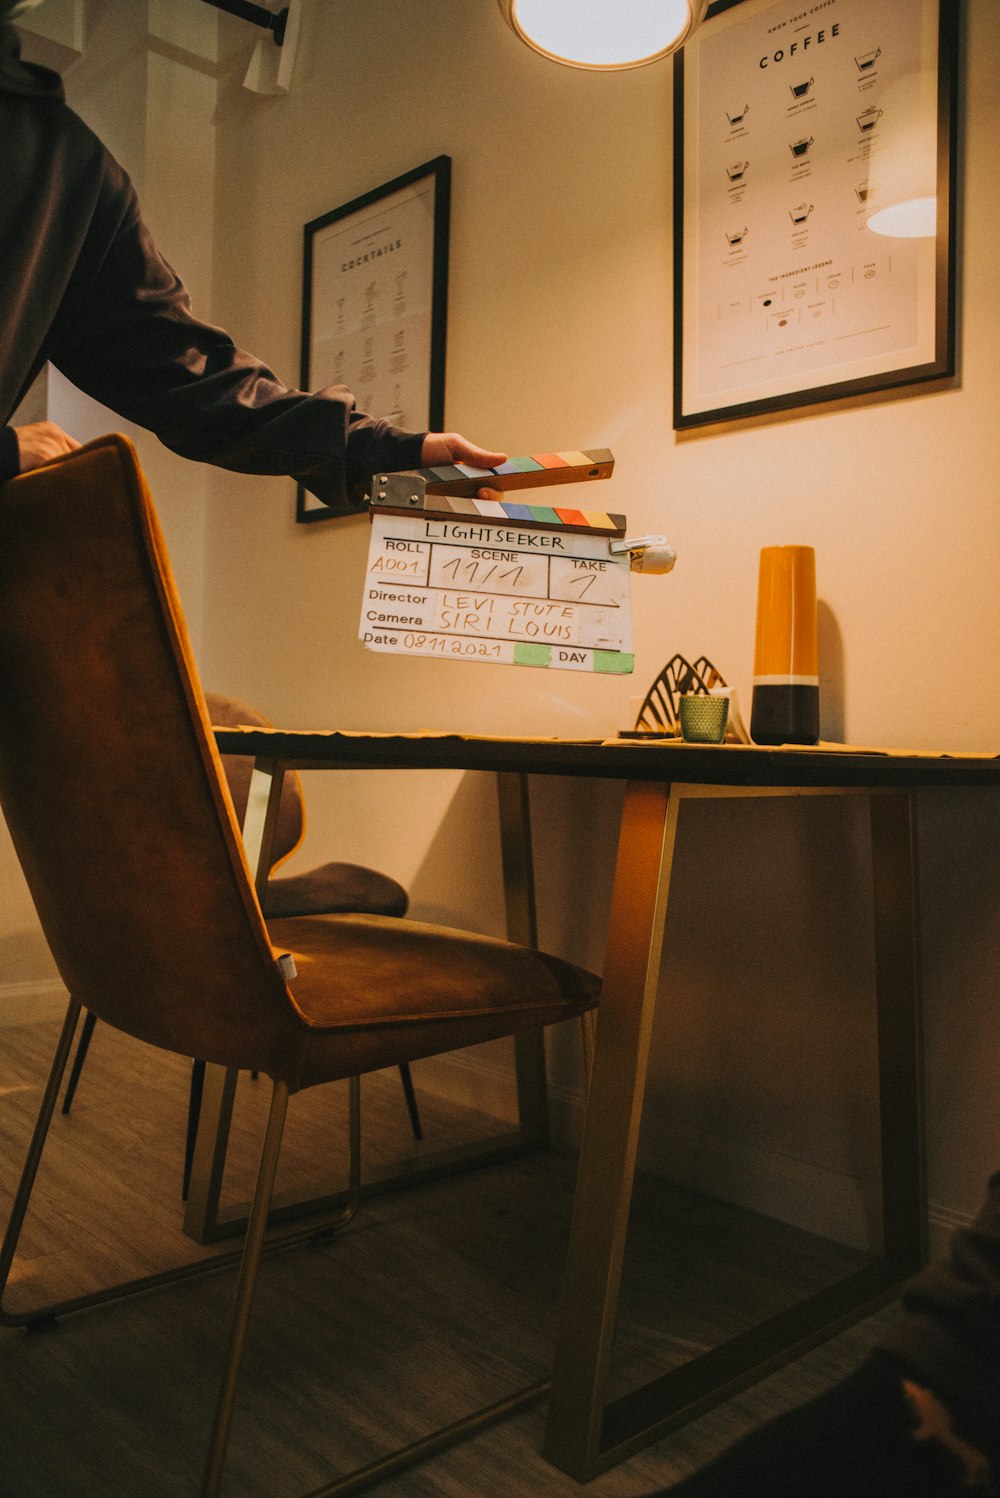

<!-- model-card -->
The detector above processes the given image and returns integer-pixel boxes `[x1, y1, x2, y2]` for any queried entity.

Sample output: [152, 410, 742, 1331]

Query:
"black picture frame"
[297, 156, 451, 523]
[673, 0, 958, 430]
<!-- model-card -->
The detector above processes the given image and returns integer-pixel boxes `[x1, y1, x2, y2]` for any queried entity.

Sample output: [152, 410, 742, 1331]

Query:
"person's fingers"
[421, 432, 507, 469]
[14, 421, 82, 473]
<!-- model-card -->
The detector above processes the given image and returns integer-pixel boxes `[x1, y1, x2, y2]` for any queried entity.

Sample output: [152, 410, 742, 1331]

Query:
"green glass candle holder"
[679, 694, 729, 743]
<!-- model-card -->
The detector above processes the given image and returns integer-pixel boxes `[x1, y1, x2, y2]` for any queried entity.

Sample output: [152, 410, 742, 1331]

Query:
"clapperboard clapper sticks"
[361, 448, 635, 674]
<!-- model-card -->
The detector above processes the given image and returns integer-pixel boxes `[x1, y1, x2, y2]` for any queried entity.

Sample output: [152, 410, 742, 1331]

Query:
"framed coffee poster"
[673, 0, 957, 428]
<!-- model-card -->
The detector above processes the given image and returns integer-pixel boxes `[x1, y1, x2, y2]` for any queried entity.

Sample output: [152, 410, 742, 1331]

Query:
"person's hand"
[421, 432, 507, 470]
[15, 421, 81, 473]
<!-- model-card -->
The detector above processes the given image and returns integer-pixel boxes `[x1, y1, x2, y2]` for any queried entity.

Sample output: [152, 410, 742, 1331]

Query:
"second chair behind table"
[60, 691, 422, 1194]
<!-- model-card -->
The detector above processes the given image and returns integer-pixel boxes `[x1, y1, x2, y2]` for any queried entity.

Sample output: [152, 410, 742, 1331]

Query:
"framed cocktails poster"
[297, 157, 450, 522]
[673, 0, 957, 429]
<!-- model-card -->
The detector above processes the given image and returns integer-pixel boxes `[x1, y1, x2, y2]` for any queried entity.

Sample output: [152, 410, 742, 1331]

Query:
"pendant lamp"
[498, 0, 709, 70]
[864, 71, 938, 239]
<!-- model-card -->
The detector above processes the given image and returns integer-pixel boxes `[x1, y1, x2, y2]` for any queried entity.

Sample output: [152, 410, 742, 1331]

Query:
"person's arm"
[0, 422, 505, 488]
[47, 163, 501, 508]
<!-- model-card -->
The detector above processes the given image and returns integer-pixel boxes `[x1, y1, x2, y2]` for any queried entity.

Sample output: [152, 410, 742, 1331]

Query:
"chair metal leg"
[60, 1005, 97, 1114]
[0, 997, 82, 1325]
[59, 1022, 237, 1207]
[60, 1023, 274, 1206]
[201, 1078, 291, 1498]
[58, 1012, 276, 1212]
[397, 1062, 422, 1140]
[201, 1074, 365, 1496]
[1, 1010, 362, 1329]
[185, 1056, 409, 1199]
[579, 1010, 596, 1089]
[184, 1058, 207, 1201]
[3, 1019, 545, 1495]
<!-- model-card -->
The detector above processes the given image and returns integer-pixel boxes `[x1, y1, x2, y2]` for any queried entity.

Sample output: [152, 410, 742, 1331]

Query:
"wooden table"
[191, 729, 1000, 1483]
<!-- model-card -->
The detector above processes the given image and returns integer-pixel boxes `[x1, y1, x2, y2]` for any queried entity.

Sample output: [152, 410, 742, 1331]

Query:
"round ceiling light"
[498, 0, 708, 71]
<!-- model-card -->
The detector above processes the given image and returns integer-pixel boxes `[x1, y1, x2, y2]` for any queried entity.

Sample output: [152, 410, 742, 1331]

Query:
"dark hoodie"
[0, 21, 424, 501]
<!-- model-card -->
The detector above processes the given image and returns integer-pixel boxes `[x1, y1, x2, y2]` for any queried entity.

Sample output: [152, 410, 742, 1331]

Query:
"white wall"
[4, 0, 999, 1256]
[17, 0, 218, 633]
[196, 0, 1000, 1253]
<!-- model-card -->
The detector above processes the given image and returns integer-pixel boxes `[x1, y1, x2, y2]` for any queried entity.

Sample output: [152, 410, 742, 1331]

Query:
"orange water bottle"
[750, 545, 819, 745]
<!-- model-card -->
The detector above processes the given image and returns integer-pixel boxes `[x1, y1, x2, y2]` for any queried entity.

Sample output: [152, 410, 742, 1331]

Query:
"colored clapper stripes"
[420, 449, 609, 491]
[374, 448, 622, 535]
[419, 493, 623, 534]
[363, 446, 631, 673]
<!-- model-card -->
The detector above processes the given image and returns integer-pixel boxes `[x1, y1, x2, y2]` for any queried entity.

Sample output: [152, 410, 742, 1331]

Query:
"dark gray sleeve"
[0, 425, 18, 483]
[48, 166, 425, 509]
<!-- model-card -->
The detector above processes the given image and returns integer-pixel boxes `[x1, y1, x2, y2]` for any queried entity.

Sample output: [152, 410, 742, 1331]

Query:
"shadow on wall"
[638, 794, 884, 1249]
[407, 771, 507, 937]
[917, 788, 1000, 1216]
[405, 770, 622, 970]
[818, 599, 845, 742]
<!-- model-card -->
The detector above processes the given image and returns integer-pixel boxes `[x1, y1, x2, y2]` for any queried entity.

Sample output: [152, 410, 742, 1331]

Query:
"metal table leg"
[543, 778, 678, 1475]
[543, 783, 927, 1479]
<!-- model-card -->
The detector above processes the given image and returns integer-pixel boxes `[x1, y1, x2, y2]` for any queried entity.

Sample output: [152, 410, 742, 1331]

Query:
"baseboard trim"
[411, 1045, 520, 1126]
[0, 997, 981, 1264]
[409, 1043, 589, 1140]
[0, 979, 68, 1029]
[409, 1050, 978, 1261]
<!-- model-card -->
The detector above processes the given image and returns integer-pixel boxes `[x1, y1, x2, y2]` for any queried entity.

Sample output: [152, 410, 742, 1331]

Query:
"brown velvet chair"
[208, 692, 410, 923]
[61, 691, 424, 1183]
[0, 435, 599, 1497]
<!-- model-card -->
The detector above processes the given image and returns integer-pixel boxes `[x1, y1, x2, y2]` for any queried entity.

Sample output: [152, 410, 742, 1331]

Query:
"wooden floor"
[0, 1016, 898, 1498]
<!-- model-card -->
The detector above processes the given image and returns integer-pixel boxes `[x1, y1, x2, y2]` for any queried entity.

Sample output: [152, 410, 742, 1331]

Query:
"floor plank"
[0, 1017, 897, 1497]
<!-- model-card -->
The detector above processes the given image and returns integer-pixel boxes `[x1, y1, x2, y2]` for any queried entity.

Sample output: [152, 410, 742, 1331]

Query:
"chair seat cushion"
[266, 912, 599, 1089]
[263, 862, 408, 919]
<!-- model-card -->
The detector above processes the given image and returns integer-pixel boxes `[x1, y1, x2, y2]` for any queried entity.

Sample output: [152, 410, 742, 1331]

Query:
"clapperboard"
[359, 450, 633, 674]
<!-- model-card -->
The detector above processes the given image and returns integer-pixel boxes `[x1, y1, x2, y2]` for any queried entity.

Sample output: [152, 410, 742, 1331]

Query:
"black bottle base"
[750, 683, 819, 745]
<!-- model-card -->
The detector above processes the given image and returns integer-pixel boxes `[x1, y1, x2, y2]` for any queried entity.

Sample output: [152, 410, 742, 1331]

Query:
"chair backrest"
[0, 436, 301, 1074]
[205, 692, 304, 869]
